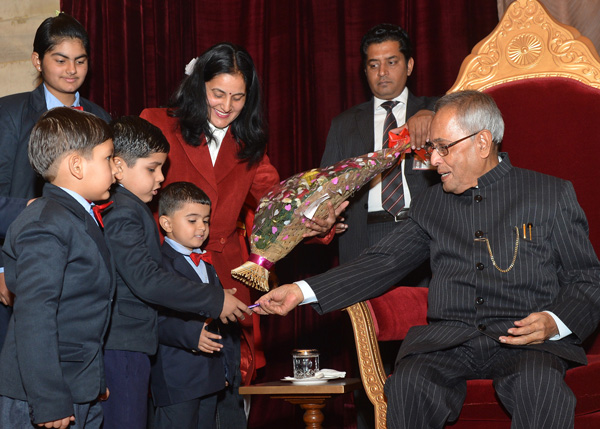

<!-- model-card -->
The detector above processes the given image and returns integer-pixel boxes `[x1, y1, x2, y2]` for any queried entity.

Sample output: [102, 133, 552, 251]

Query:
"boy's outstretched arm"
[220, 288, 252, 323]
[104, 200, 223, 318]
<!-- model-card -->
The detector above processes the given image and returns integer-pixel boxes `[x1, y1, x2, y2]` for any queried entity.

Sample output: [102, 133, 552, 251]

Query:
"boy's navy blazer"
[151, 242, 232, 407]
[102, 185, 224, 355]
[0, 184, 115, 424]
[0, 84, 111, 199]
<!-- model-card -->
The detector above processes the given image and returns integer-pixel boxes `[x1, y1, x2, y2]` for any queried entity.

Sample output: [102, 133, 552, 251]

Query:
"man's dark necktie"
[381, 100, 406, 216]
[190, 251, 212, 266]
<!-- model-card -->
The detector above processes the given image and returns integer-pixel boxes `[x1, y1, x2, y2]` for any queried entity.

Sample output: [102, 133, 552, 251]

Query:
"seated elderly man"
[255, 90, 600, 429]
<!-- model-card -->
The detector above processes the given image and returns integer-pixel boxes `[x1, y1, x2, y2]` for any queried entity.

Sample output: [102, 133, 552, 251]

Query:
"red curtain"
[61, 0, 498, 179]
[61, 1, 499, 427]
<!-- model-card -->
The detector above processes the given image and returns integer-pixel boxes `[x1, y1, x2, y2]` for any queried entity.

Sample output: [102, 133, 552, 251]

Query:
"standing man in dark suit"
[320, 23, 439, 267]
[317, 24, 440, 427]
[257, 90, 600, 429]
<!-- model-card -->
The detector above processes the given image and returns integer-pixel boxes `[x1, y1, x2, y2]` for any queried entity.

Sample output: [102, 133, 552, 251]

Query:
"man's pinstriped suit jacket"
[307, 153, 600, 367]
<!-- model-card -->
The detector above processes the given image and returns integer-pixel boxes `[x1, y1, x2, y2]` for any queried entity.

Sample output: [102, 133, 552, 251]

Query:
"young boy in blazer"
[152, 181, 236, 428]
[0, 107, 119, 428]
[101, 116, 251, 429]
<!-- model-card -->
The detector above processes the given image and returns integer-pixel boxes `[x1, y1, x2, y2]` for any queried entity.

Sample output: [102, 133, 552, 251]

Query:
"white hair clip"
[185, 57, 199, 76]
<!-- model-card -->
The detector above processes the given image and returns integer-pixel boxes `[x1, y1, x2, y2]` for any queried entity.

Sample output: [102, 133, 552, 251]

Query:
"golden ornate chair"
[345, 0, 600, 427]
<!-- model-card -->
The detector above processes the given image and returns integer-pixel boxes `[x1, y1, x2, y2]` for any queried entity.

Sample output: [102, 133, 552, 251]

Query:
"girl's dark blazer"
[0, 84, 111, 199]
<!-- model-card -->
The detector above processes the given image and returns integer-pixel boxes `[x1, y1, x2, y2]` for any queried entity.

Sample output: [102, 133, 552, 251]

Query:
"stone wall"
[0, 1, 60, 97]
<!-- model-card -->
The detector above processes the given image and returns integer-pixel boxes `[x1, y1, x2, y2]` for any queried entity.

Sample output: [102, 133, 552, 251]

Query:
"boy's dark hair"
[168, 42, 266, 166]
[28, 107, 112, 181]
[360, 23, 412, 68]
[33, 12, 90, 61]
[159, 182, 211, 217]
[110, 116, 170, 166]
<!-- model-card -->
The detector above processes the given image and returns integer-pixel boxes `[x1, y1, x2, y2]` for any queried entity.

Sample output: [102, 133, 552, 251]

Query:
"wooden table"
[240, 378, 362, 429]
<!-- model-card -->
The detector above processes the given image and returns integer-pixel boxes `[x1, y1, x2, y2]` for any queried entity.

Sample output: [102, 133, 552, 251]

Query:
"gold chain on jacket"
[474, 226, 519, 273]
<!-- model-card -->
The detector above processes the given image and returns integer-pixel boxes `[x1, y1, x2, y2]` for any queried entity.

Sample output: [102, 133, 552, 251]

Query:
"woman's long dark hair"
[168, 42, 266, 165]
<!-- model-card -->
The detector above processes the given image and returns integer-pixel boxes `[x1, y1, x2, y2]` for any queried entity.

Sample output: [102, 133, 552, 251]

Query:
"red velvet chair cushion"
[367, 286, 428, 341]
[568, 354, 600, 415]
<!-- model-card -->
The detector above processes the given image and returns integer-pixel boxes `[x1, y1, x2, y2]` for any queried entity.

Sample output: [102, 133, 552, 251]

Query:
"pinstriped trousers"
[383, 335, 575, 429]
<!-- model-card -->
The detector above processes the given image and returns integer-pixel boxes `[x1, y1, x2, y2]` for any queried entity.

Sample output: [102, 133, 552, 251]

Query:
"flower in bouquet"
[231, 129, 416, 291]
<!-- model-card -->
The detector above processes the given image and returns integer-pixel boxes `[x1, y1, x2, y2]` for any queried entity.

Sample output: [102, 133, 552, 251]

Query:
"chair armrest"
[344, 302, 389, 429]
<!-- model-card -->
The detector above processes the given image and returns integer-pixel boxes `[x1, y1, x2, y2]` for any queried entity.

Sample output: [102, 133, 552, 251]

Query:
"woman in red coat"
[141, 43, 278, 427]
[142, 42, 341, 427]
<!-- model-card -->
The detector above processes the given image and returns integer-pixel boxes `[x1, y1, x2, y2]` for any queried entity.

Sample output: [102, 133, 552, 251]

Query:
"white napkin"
[314, 368, 346, 379]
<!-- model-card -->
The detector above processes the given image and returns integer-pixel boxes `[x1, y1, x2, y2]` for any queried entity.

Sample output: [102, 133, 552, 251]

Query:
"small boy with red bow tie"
[152, 181, 236, 428]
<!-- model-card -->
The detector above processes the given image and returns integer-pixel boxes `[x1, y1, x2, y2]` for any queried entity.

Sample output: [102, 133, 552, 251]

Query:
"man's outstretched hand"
[253, 283, 305, 316]
[303, 201, 349, 238]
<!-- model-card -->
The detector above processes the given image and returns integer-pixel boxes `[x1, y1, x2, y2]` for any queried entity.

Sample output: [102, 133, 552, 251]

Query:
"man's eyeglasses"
[424, 131, 482, 158]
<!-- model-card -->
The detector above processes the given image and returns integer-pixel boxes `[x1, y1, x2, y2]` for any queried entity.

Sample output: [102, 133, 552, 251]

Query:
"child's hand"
[198, 322, 224, 353]
[0, 272, 15, 306]
[98, 387, 110, 401]
[37, 415, 75, 428]
[219, 288, 252, 323]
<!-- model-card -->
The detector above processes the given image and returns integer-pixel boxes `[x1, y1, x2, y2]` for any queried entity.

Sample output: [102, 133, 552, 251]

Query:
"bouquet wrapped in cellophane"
[231, 129, 414, 292]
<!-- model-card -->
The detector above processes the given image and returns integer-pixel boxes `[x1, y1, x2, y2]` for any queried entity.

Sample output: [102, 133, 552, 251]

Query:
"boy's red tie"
[92, 201, 113, 228]
[189, 252, 212, 266]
